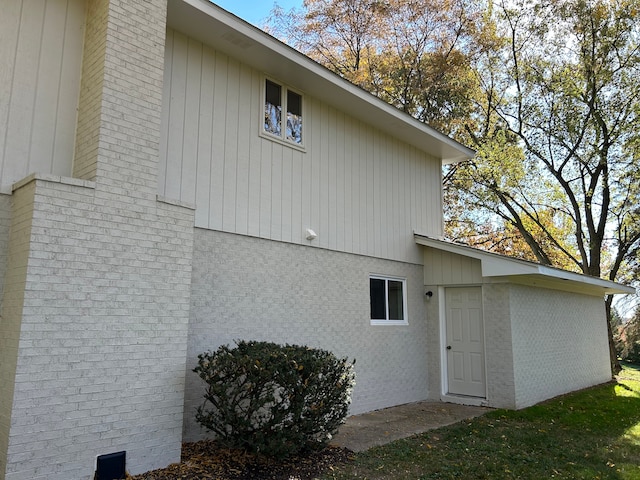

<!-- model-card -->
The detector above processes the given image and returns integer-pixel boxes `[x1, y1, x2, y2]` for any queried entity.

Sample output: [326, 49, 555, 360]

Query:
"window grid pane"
[286, 90, 302, 144]
[370, 278, 387, 320]
[388, 280, 404, 320]
[265, 80, 282, 136]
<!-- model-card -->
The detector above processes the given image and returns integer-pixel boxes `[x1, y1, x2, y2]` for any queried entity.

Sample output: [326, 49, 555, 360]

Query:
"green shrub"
[193, 340, 356, 458]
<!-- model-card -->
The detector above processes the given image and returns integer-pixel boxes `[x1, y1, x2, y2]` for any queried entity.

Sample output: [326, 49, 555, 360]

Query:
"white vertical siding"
[0, 0, 85, 193]
[159, 30, 443, 263]
[423, 248, 483, 285]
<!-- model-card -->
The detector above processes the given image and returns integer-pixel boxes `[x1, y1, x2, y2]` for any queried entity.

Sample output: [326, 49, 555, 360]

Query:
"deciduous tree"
[270, 0, 640, 372]
[269, 0, 482, 133]
[450, 0, 640, 371]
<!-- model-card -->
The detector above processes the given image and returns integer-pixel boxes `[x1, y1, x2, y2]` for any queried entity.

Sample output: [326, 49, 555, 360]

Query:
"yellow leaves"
[474, 129, 526, 188]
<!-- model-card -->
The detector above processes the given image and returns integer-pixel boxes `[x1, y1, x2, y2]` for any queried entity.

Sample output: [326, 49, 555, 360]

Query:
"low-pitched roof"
[166, 0, 475, 164]
[415, 234, 635, 296]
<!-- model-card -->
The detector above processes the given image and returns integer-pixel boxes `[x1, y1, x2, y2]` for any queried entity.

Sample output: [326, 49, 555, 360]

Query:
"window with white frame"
[264, 78, 303, 146]
[370, 275, 408, 325]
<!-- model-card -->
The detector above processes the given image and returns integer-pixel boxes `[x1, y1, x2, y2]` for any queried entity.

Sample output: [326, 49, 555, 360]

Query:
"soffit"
[414, 234, 635, 296]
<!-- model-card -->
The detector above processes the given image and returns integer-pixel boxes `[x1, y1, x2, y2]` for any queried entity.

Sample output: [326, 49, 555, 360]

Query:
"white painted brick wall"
[184, 229, 431, 441]
[2, 176, 194, 480]
[509, 284, 611, 408]
[75, 0, 166, 196]
[422, 283, 519, 408]
[421, 278, 610, 410]
[0, 194, 12, 310]
[0, 185, 36, 478]
[423, 285, 443, 401]
[73, 0, 108, 182]
[482, 283, 517, 409]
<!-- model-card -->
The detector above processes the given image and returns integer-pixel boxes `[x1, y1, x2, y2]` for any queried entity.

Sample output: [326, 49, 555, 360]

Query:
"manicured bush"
[193, 340, 356, 458]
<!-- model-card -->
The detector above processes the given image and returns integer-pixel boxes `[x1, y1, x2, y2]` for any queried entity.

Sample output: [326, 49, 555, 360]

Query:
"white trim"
[441, 394, 489, 407]
[12, 173, 96, 192]
[369, 274, 409, 326]
[370, 320, 409, 326]
[440, 286, 488, 402]
[258, 131, 306, 152]
[260, 77, 306, 151]
[438, 285, 448, 398]
[415, 233, 635, 295]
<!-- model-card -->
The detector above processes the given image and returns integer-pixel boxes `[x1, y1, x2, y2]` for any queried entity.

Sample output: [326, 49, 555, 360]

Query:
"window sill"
[259, 131, 306, 152]
[370, 320, 409, 326]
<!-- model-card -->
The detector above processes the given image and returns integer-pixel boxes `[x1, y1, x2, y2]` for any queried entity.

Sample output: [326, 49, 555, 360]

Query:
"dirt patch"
[128, 440, 353, 480]
[129, 401, 489, 479]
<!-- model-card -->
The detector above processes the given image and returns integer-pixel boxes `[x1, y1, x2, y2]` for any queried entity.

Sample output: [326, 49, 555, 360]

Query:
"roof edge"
[168, 0, 476, 163]
[414, 234, 635, 295]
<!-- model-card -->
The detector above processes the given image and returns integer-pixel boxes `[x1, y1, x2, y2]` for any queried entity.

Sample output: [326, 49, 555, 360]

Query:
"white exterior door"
[445, 287, 486, 397]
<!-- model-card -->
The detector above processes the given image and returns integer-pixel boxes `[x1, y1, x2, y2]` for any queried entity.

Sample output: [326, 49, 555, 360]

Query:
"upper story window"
[370, 275, 408, 326]
[264, 79, 303, 147]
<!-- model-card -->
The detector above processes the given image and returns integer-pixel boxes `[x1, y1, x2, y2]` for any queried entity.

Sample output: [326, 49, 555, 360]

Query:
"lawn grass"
[324, 364, 640, 479]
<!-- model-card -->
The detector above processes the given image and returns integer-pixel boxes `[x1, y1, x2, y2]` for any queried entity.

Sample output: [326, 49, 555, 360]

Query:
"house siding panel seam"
[0, 0, 85, 193]
[422, 248, 482, 286]
[158, 30, 441, 264]
[183, 228, 430, 442]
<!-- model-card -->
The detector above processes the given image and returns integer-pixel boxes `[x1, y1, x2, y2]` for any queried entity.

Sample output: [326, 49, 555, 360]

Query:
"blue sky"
[213, 1, 303, 26]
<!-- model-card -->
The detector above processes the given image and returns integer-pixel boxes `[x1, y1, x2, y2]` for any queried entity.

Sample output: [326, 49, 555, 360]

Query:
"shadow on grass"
[326, 366, 640, 479]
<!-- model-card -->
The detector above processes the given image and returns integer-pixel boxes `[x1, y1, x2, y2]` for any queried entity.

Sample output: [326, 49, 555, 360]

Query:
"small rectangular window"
[263, 78, 303, 147]
[370, 275, 408, 325]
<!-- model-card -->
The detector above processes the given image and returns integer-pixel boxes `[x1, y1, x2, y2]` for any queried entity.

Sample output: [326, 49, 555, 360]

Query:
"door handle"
[446, 346, 452, 350]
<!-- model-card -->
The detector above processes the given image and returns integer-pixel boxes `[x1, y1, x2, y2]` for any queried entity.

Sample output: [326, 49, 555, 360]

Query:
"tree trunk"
[605, 295, 621, 376]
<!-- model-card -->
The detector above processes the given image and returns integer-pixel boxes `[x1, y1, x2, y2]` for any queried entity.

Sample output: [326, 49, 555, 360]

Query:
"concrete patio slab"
[331, 401, 490, 452]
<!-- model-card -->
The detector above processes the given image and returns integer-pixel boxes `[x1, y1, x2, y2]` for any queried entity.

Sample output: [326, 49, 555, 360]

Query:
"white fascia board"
[414, 233, 635, 295]
[167, 0, 475, 164]
[535, 265, 635, 295]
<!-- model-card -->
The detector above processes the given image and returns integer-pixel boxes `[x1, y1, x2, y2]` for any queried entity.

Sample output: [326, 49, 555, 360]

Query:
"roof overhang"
[415, 234, 635, 296]
[166, 0, 475, 164]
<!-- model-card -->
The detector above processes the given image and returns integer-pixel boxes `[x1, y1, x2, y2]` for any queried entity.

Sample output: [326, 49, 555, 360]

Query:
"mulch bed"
[128, 440, 354, 480]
